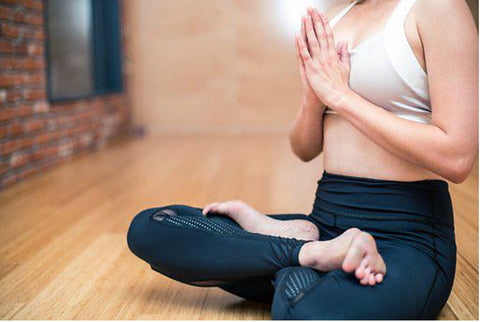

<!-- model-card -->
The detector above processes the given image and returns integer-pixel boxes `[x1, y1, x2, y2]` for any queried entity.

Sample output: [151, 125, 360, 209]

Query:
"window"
[46, 0, 123, 101]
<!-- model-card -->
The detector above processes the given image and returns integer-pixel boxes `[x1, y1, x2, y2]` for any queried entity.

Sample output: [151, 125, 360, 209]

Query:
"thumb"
[340, 41, 350, 69]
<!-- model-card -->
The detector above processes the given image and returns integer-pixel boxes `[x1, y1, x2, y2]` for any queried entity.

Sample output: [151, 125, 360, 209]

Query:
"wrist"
[302, 96, 324, 111]
[328, 89, 357, 113]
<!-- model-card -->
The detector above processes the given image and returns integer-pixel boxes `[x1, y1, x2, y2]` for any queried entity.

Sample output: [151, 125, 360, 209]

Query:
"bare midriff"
[323, 114, 444, 182]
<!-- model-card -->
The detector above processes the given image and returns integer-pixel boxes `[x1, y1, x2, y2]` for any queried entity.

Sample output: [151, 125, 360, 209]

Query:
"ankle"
[298, 241, 325, 268]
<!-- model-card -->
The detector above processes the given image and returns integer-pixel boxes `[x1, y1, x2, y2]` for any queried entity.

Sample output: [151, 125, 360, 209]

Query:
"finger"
[301, 15, 308, 54]
[296, 33, 312, 65]
[311, 8, 328, 50]
[214, 203, 231, 214]
[202, 202, 220, 215]
[295, 37, 305, 69]
[304, 15, 320, 58]
[319, 11, 335, 51]
[340, 41, 351, 69]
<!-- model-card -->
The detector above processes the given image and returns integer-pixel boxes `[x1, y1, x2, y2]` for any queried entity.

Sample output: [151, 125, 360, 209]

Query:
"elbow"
[445, 153, 477, 184]
[295, 151, 318, 162]
[289, 131, 321, 162]
[290, 143, 320, 162]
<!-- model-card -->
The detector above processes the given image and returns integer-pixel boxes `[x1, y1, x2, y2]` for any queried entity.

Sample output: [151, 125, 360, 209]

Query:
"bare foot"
[342, 232, 387, 286]
[299, 229, 386, 286]
[202, 200, 319, 241]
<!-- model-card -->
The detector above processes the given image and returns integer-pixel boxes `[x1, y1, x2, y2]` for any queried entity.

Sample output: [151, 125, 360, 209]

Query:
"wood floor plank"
[12, 234, 124, 319]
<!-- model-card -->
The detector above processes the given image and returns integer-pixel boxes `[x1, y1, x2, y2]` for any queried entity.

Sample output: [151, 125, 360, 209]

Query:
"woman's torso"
[323, 0, 444, 181]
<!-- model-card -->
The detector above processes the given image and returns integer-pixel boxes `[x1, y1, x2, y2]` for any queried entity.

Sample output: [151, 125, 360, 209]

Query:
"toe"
[360, 267, 371, 284]
[375, 273, 383, 283]
[355, 258, 368, 279]
[375, 254, 387, 275]
[368, 274, 376, 286]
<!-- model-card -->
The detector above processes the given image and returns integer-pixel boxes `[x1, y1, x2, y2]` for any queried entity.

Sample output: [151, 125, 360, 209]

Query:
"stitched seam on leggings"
[418, 189, 440, 319]
[154, 219, 304, 247]
[418, 268, 439, 318]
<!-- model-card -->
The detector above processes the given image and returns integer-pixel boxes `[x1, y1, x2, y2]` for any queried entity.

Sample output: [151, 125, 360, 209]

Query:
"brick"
[6, 89, 21, 102]
[33, 101, 48, 113]
[0, 141, 16, 156]
[22, 0, 44, 11]
[0, 40, 15, 54]
[35, 132, 52, 144]
[27, 43, 42, 55]
[16, 105, 32, 117]
[0, 22, 20, 38]
[0, 125, 7, 139]
[23, 88, 45, 100]
[0, 7, 14, 20]
[0, 108, 15, 121]
[24, 119, 44, 132]
[9, 122, 23, 135]
[16, 137, 33, 149]
[25, 58, 44, 70]
[0, 75, 15, 87]
[0, 57, 45, 70]
[1, 0, 18, 5]
[26, 73, 44, 84]
[0, 161, 7, 176]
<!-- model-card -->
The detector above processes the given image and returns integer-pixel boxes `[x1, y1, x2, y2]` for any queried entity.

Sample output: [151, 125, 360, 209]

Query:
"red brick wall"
[0, 0, 131, 189]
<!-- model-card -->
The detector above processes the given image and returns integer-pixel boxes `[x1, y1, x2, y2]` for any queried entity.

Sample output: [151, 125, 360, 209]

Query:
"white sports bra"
[326, 0, 432, 124]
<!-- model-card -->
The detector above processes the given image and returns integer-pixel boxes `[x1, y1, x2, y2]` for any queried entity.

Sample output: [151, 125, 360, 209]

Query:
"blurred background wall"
[126, 0, 337, 134]
[126, 0, 478, 135]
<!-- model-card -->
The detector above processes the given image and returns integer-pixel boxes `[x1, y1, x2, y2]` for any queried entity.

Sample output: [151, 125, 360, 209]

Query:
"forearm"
[335, 91, 477, 183]
[289, 99, 326, 161]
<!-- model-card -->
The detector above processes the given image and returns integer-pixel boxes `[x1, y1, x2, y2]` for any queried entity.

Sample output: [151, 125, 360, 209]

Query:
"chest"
[332, 3, 426, 71]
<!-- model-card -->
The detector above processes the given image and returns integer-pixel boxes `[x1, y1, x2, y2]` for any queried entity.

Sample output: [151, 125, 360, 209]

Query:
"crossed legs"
[202, 200, 386, 285]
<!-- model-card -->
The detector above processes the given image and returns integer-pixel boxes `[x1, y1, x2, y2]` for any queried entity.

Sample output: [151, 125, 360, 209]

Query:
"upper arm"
[417, 0, 478, 151]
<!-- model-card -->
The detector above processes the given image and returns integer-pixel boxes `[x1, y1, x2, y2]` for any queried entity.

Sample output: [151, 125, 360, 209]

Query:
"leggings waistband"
[312, 171, 454, 227]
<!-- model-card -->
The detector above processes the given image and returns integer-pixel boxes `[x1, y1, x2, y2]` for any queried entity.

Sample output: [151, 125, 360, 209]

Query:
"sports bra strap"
[385, 0, 418, 34]
[329, 0, 358, 28]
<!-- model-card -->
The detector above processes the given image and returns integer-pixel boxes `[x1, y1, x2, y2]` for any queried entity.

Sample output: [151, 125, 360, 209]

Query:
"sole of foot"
[342, 231, 386, 286]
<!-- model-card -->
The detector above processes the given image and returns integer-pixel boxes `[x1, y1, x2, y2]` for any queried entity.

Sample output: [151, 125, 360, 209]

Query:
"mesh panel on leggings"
[163, 215, 248, 235]
[283, 267, 320, 300]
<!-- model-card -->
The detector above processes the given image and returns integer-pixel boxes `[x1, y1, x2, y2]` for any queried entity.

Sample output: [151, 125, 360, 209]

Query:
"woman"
[127, 0, 478, 319]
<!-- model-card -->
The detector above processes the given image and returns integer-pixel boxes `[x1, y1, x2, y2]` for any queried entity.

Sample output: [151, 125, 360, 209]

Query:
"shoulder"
[414, 0, 477, 35]
[325, 2, 349, 20]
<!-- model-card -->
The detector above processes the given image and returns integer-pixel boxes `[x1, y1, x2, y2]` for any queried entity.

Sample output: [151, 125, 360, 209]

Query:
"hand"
[296, 8, 352, 110]
[296, 15, 321, 108]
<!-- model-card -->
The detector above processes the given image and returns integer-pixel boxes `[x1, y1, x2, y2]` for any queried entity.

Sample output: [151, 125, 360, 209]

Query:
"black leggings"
[127, 172, 456, 319]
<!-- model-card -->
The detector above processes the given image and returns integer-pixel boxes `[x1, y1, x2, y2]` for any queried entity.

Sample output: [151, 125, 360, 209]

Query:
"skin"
[294, 0, 478, 183]
[203, 0, 478, 286]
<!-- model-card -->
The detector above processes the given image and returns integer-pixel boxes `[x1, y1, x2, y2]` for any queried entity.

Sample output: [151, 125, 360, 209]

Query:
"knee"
[127, 205, 201, 262]
[127, 206, 180, 261]
[127, 207, 158, 262]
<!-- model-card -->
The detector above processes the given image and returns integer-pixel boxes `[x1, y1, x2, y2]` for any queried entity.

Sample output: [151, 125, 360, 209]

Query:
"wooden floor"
[0, 135, 477, 320]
